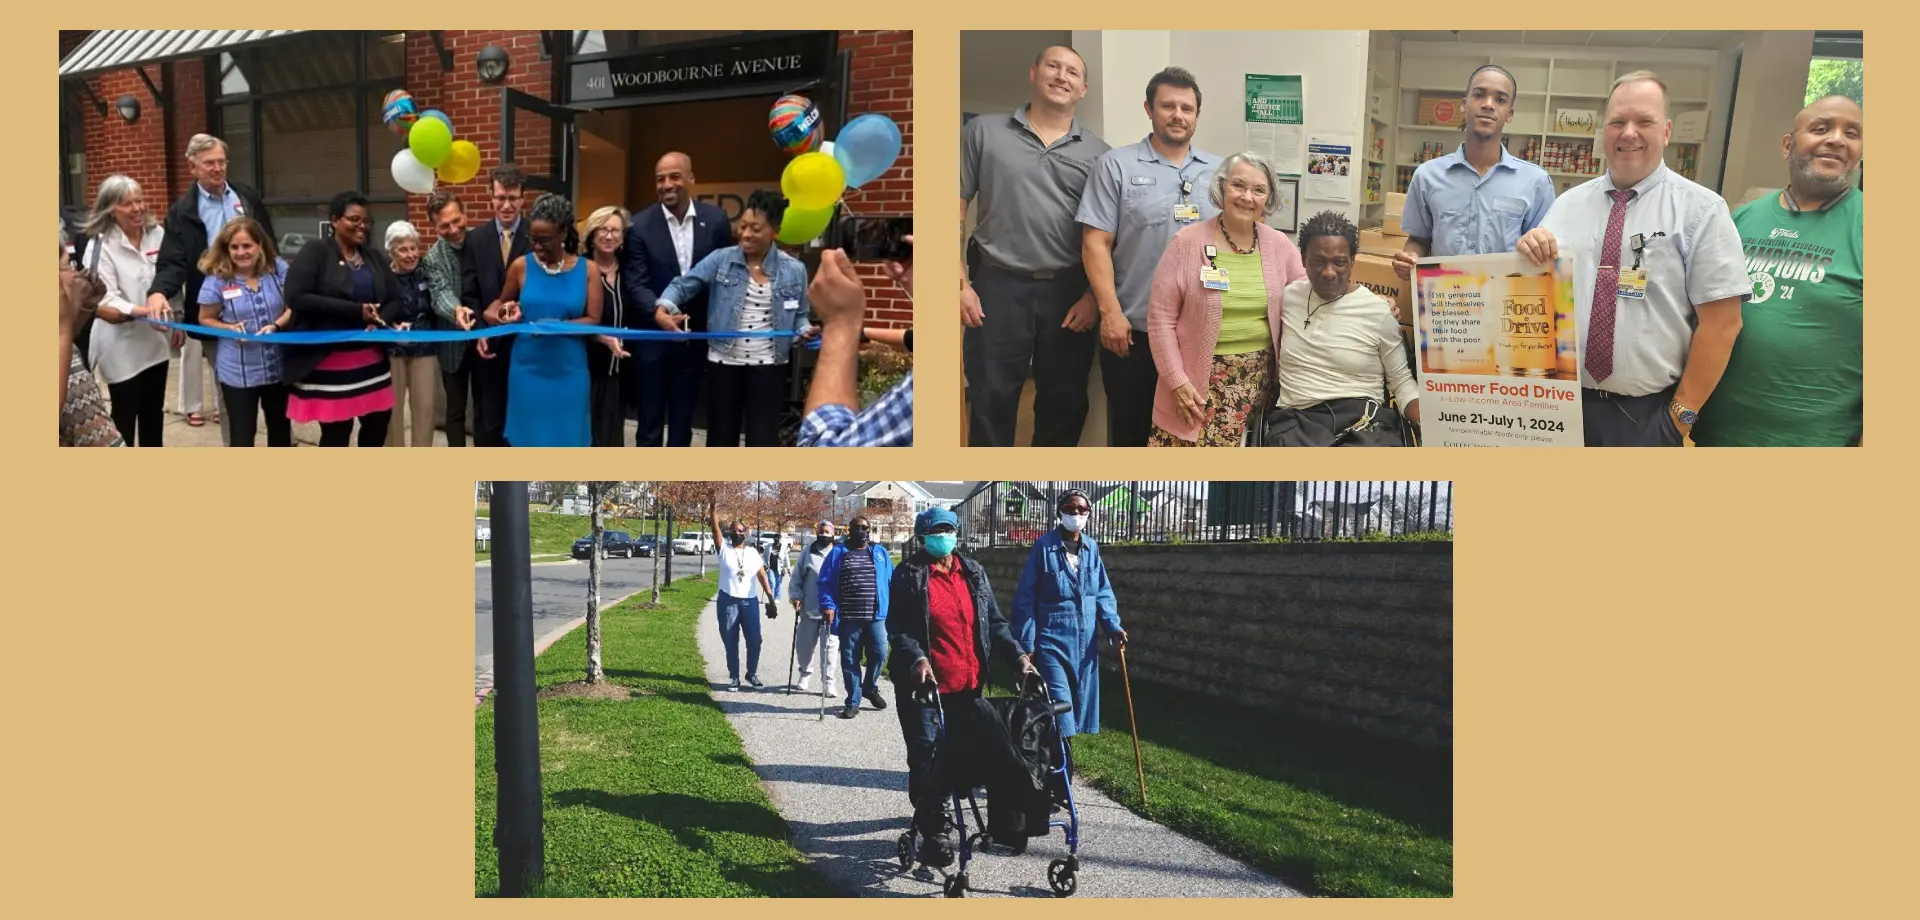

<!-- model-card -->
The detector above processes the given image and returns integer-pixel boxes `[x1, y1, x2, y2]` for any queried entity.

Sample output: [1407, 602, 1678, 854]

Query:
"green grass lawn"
[475, 511, 676, 563]
[474, 572, 838, 898]
[1060, 671, 1453, 897]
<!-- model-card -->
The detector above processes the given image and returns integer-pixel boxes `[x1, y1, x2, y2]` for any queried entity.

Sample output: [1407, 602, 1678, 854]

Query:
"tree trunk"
[650, 512, 663, 605]
[586, 483, 605, 683]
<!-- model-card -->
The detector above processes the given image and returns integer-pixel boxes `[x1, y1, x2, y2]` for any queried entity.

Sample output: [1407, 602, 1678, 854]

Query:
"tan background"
[23, 8, 1915, 917]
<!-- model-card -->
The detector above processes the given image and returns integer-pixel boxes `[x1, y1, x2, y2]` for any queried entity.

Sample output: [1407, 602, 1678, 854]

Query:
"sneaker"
[918, 832, 955, 868]
[747, 674, 765, 688]
[867, 689, 888, 710]
[796, 674, 813, 692]
[838, 704, 859, 720]
[726, 679, 740, 692]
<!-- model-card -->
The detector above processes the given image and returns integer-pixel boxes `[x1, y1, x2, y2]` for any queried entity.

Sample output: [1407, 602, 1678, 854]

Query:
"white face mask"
[1059, 513, 1088, 533]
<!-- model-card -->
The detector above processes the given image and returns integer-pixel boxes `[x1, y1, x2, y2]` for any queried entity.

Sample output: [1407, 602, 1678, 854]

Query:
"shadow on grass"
[551, 789, 834, 897]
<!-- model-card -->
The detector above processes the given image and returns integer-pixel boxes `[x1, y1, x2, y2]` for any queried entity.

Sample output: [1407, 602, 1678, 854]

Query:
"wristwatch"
[1671, 400, 1699, 426]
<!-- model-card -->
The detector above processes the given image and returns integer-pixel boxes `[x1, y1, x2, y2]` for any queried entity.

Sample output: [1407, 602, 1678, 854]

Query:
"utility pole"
[490, 482, 544, 896]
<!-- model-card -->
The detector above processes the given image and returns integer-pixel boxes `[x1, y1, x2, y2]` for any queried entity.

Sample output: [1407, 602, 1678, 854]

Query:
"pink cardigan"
[1146, 220, 1307, 442]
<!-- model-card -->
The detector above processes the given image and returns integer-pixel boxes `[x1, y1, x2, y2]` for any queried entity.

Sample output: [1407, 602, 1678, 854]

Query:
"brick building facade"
[59, 30, 913, 327]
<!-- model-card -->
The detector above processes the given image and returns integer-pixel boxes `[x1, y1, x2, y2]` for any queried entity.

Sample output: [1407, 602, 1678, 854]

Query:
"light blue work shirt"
[1075, 138, 1221, 330]
[1400, 144, 1555, 257]
[196, 182, 243, 240]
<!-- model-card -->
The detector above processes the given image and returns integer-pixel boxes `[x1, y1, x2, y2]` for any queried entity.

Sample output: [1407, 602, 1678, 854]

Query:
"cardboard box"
[1352, 253, 1411, 320]
[1417, 94, 1465, 127]
[1384, 191, 1406, 215]
[1380, 212, 1406, 236]
[1359, 228, 1409, 257]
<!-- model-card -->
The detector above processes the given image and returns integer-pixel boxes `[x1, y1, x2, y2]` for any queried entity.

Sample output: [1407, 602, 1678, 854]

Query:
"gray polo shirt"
[1539, 164, 1750, 396]
[962, 105, 1111, 274]
[1076, 138, 1221, 330]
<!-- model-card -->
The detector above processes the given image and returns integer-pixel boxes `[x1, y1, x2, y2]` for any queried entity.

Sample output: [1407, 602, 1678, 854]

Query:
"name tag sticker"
[1201, 266, 1230, 291]
[1173, 203, 1202, 222]
[221, 286, 243, 300]
[1617, 268, 1649, 300]
[782, 299, 800, 311]
[417, 282, 429, 291]
[1491, 196, 1529, 216]
[1131, 176, 1156, 185]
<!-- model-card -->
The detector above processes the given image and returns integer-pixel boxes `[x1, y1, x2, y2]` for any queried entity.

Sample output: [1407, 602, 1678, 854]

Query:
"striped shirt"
[198, 261, 291, 389]
[836, 548, 879, 621]
[712, 280, 777, 366]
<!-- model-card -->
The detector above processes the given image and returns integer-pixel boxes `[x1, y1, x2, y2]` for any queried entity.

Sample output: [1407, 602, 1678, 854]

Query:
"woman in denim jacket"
[653, 189, 817, 446]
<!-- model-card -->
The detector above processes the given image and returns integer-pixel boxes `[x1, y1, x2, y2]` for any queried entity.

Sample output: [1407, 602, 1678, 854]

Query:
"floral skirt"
[1148, 349, 1269, 448]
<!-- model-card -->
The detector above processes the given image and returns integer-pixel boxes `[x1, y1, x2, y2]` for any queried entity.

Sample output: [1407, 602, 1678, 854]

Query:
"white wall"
[960, 30, 1070, 117]
[1176, 30, 1371, 226]
[1719, 31, 1816, 206]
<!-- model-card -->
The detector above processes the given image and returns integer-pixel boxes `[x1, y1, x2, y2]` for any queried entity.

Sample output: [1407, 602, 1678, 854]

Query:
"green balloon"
[777, 204, 835, 245]
[408, 117, 453, 169]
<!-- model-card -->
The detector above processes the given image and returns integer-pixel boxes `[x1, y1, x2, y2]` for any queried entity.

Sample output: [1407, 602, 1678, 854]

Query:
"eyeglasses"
[1228, 179, 1270, 197]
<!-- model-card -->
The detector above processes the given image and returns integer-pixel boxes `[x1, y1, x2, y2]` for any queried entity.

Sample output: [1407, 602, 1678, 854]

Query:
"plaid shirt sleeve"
[797, 372, 913, 447]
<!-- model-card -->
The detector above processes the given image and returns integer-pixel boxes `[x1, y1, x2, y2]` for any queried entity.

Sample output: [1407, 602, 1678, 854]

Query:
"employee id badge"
[1616, 268, 1649, 300]
[782, 299, 800, 311]
[1200, 266, 1230, 291]
[1173, 202, 1202, 222]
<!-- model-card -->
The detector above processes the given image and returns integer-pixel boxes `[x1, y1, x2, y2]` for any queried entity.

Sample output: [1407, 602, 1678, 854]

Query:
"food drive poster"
[1413, 252, 1584, 446]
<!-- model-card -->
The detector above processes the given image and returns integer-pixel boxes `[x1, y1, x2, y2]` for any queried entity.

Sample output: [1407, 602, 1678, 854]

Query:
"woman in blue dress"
[481, 193, 604, 447]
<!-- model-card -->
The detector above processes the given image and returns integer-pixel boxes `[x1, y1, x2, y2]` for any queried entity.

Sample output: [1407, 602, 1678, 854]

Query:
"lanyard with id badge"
[1617, 232, 1665, 300]
[1200, 244, 1230, 291]
[1173, 178, 1202, 224]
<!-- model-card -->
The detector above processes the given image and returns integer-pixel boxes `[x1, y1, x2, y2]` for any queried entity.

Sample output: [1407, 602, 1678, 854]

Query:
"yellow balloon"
[437, 140, 481, 185]
[780, 152, 846, 211]
[777, 204, 835, 246]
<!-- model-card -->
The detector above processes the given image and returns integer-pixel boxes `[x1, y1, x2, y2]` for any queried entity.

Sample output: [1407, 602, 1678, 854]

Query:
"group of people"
[58, 136, 916, 448]
[708, 490, 1128, 869]
[962, 46, 1863, 448]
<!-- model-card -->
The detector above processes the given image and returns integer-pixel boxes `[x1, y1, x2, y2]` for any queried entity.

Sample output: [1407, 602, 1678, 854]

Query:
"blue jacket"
[1012, 530, 1122, 736]
[657, 246, 813, 365]
[817, 542, 894, 622]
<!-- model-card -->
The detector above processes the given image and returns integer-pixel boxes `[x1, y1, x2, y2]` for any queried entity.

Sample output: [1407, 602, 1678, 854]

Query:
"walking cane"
[786, 600, 801, 695]
[1118, 640, 1148, 808]
[819, 625, 830, 721]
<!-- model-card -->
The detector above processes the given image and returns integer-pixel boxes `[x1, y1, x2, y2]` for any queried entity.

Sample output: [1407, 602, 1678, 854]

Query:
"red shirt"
[926, 561, 980, 694]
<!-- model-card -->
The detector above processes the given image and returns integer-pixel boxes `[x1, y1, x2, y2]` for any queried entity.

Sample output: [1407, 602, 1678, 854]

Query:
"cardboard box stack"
[1381, 191, 1407, 236]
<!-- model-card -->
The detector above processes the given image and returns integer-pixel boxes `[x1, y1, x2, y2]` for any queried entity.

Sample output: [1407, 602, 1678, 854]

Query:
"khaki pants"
[386, 355, 441, 447]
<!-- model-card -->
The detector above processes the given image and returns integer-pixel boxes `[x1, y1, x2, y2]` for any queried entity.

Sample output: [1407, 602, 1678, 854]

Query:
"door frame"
[500, 87, 579, 199]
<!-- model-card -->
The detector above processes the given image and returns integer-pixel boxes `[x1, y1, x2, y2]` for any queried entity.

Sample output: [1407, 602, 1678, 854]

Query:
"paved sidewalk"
[696, 598, 1304, 898]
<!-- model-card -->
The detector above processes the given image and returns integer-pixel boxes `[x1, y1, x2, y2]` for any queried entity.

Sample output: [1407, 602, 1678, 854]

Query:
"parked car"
[671, 531, 715, 555]
[631, 533, 660, 557]
[572, 530, 637, 559]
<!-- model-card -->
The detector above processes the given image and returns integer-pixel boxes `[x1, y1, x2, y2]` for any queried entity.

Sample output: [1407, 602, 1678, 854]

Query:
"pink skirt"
[287, 348, 396, 424]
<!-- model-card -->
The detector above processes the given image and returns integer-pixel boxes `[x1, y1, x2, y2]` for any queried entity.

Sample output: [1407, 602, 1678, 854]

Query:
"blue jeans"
[838, 619, 889, 707]
[716, 592, 763, 681]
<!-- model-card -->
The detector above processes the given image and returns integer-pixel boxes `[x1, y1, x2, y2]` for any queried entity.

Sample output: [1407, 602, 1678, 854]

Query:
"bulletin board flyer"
[1413, 252, 1583, 447]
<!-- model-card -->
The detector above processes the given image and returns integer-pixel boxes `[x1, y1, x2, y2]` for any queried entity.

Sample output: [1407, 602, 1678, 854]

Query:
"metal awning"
[58, 30, 307, 80]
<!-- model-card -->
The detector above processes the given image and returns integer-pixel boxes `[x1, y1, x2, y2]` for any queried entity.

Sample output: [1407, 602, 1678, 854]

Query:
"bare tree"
[583, 480, 619, 683]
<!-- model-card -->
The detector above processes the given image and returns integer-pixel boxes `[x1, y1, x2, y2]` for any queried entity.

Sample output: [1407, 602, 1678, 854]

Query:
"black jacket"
[620, 201, 731, 359]
[146, 182, 274, 337]
[281, 237, 405, 385]
[462, 218, 530, 359]
[887, 552, 1028, 690]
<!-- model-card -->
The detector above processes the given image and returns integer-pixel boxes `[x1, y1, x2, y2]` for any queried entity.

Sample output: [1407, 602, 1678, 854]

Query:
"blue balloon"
[832, 114, 903, 189]
[418, 109, 454, 135]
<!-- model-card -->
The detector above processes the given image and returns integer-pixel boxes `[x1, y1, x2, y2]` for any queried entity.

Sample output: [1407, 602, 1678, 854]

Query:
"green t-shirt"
[1691, 189, 1863, 447]
[1212, 249, 1271, 355]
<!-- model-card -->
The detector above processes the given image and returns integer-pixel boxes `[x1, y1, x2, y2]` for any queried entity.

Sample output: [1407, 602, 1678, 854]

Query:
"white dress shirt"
[663, 203, 697, 275]
[1276, 281, 1419, 411]
[1538, 164, 1751, 396]
[84, 223, 172, 385]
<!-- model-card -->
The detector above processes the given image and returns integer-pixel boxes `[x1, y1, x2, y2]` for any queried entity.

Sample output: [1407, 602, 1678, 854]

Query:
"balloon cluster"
[384, 90, 482, 195]
[768, 96, 903, 245]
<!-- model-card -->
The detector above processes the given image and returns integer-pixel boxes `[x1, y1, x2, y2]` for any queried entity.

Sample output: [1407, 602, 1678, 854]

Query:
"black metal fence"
[953, 481, 1452, 548]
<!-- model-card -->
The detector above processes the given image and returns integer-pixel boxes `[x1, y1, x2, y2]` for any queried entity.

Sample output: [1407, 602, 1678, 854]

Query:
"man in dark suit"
[462, 164, 531, 447]
[622, 151, 733, 447]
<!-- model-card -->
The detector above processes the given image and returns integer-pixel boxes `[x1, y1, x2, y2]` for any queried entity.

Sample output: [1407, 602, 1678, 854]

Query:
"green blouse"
[1211, 249, 1269, 355]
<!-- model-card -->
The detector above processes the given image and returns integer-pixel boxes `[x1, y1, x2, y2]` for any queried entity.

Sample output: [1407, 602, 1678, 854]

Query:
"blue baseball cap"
[916, 507, 958, 534]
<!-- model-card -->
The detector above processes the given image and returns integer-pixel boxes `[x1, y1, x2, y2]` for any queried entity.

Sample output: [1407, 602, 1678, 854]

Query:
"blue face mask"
[923, 534, 957, 558]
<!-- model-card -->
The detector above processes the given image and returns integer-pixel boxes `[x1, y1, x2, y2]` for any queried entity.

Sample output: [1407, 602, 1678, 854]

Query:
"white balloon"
[820, 140, 836, 157]
[391, 149, 436, 195]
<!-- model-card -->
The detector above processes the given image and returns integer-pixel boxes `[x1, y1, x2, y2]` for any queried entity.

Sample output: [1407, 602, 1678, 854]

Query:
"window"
[1805, 58, 1863, 107]
[211, 32, 407, 221]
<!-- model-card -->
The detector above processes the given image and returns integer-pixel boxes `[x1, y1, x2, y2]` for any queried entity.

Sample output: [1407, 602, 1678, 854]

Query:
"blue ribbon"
[148, 320, 801, 346]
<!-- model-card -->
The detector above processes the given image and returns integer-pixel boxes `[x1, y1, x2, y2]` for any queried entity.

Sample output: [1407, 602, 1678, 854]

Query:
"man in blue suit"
[622, 152, 734, 447]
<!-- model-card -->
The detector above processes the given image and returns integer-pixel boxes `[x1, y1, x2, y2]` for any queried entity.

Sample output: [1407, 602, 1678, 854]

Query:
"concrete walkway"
[695, 597, 1304, 898]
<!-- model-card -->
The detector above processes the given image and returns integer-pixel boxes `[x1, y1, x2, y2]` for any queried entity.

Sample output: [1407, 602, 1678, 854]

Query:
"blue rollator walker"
[893, 675, 1082, 897]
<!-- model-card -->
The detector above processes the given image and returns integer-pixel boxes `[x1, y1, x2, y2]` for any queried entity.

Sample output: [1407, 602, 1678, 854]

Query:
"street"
[474, 553, 712, 695]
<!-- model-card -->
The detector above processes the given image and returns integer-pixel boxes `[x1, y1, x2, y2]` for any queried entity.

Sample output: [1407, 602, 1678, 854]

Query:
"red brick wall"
[401, 30, 554, 236]
[838, 30, 914, 329]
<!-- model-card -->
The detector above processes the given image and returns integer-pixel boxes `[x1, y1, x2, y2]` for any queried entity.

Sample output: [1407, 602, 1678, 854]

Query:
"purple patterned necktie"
[1584, 188, 1638, 383]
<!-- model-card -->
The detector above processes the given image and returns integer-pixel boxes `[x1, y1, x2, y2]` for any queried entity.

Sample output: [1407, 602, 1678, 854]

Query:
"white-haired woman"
[583, 205, 634, 447]
[383, 221, 439, 446]
[1145, 151, 1306, 447]
[81, 174, 173, 446]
